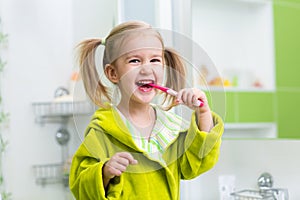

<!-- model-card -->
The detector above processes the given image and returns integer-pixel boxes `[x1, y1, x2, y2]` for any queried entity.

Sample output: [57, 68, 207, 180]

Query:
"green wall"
[274, 0, 300, 138]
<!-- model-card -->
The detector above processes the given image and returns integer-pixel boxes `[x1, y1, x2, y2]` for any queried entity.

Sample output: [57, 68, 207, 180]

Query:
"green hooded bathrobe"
[69, 104, 224, 200]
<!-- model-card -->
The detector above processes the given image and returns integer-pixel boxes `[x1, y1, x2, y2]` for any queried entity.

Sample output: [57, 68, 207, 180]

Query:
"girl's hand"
[176, 88, 213, 132]
[102, 152, 138, 187]
[176, 88, 208, 111]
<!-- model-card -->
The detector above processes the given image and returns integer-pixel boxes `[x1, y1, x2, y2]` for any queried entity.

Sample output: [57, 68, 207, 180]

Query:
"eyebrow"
[124, 53, 163, 60]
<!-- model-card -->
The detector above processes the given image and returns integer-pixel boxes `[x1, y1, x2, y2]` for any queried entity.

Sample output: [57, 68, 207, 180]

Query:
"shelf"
[197, 86, 276, 93]
[31, 101, 79, 187]
[33, 163, 69, 187]
[224, 122, 277, 139]
[32, 101, 94, 123]
[231, 189, 274, 200]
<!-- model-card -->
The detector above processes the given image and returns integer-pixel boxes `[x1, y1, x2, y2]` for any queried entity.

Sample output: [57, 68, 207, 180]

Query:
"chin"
[136, 94, 155, 105]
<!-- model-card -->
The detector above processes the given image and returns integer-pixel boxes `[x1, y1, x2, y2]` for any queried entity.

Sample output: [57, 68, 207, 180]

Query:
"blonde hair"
[76, 21, 186, 109]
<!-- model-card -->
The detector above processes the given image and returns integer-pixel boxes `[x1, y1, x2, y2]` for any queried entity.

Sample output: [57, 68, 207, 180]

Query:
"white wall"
[0, 0, 115, 199]
[191, 0, 275, 91]
[1, 0, 74, 199]
[181, 139, 300, 200]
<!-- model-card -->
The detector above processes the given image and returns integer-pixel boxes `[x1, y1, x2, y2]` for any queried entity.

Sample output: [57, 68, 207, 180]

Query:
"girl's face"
[109, 35, 164, 106]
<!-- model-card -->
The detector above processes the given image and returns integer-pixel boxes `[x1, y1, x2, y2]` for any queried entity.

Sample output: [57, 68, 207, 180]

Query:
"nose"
[139, 63, 153, 75]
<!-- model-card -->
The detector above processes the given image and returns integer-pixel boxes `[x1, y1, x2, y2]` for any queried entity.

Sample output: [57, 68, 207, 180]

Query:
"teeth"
[136, 80, 154, 86]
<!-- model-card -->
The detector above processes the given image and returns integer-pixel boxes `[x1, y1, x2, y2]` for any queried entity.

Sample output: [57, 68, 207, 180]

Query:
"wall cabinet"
[207, 91, 277, 138]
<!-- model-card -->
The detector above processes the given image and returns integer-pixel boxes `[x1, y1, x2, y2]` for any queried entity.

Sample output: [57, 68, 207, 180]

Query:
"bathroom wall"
[1, 0, 74, 199]
[0, 0, 114, 199]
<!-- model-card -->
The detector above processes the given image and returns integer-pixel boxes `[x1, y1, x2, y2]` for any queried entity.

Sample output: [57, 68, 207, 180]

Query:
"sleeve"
[69, 128, 124, 200]
[179, 111, 224, 180]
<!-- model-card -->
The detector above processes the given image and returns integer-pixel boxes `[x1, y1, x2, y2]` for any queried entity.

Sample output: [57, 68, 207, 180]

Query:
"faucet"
[257, 172, 288, 200]
[258, 172, 273, 189]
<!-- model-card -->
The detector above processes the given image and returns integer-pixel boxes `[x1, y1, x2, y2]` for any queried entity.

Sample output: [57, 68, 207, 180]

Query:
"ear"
[104, 64, 119, 84]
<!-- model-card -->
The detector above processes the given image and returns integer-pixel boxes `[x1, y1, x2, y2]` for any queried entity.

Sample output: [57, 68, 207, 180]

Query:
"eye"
[150, 58, 162, 63]
[129, 59, 140, 64]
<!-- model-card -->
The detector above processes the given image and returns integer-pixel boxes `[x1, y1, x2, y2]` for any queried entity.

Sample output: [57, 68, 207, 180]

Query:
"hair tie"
[101, 38, 106, 46]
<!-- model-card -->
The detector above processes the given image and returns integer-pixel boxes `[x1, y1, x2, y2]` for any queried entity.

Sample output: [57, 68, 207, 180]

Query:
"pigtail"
[163, 47, 186, 109]
[76, 39, 111, 107]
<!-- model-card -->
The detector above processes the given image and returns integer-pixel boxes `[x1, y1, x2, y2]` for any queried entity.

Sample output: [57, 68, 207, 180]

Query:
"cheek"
[119, 67, 138, 81]
[117, 68, 139, 91]
[154, 65, 165, 83]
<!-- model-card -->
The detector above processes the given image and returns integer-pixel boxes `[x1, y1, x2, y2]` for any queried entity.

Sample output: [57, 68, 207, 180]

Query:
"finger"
[176, 90, 184, 103]
[187, 92, 195, 105]
[181, 90, 193, 106]
[107, 158, 129, 172]
[105, 163, 123, 177]
[117, 152, 138, 165]
[130, 159, 138, 165]
[191, 96, 199, 107]
[115, 156, 130, 167]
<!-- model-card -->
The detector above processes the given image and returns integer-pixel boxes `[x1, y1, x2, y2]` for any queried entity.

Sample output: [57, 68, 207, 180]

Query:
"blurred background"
[0, 0, 299, 199]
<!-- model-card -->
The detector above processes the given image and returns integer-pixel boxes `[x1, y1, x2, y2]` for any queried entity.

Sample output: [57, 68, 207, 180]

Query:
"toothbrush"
[147, 83, 204, 107]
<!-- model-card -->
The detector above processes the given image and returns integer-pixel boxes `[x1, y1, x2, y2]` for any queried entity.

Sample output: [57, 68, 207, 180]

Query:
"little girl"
[69, 21, 224, 200]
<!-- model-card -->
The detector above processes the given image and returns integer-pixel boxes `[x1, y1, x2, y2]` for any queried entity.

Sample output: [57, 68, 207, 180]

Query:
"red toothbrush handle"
[147, 83, 204, 107]
[195, 99, 204, 107]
